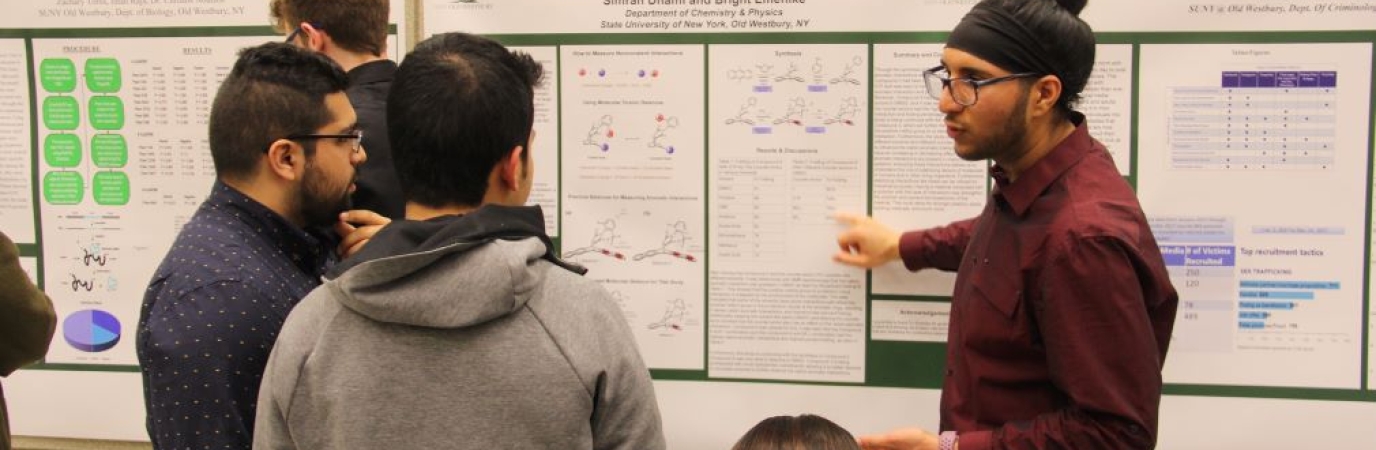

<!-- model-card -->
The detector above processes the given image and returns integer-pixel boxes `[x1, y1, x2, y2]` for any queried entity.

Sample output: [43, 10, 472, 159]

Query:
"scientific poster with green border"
[422, 0, 1376, 401]
[2, 0, 407, 369]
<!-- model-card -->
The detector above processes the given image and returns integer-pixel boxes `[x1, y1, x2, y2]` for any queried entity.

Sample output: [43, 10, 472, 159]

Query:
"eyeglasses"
[923, 65, 1040, 107]
[283, 23, 320, 44]
[284, 26, 304, 44]
[285, 129, 364, 154]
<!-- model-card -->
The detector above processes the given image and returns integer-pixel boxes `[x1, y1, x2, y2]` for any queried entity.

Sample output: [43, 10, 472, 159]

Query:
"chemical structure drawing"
[647, 298, 689, 331]
[648, 114, 680, 154]
[583, 115, 615, 152]
[774, 62, 805, 83]
[725, 97, 761, 126]
[753, 63, 774, 85]
[811, 57, 828, 85]
[772, 97, 809, 126]
[577, 67, 608, 78]
[727, 67, 754, 83]
[636, 68, 662, 79]
[607, 289, 636, 321]
[823, 97, 861, 126]
[562, 218, 626, 260]
[633, 220, 697, 262]
[830, 56, 864, 85]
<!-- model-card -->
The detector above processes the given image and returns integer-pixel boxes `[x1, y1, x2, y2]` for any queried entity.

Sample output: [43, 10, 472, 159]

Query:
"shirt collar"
[206, 181, 336, 275]
[347, 59, 396, 86]
[991, 112, 1093, 217]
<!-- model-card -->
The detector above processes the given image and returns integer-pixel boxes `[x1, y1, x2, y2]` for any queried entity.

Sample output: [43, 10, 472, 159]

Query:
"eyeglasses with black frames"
[923, 65, 1040, 107]
[283, 23, 321, 44]
[283, 129, 364, 154]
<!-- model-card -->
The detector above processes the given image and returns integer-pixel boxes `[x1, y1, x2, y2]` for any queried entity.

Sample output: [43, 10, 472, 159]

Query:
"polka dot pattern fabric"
[136, 181, 335, 449]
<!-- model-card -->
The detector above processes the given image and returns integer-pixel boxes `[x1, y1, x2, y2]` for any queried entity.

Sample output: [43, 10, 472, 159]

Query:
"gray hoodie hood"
[256, 204, 666, 450]
[325, 205, 585, 328]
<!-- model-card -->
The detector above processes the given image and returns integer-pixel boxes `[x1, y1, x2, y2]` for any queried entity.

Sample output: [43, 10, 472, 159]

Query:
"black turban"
[945, 0, 1094, 104]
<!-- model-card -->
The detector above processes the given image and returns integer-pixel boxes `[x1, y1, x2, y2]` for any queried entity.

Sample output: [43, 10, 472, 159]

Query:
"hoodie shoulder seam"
[523, 303, 597, 399]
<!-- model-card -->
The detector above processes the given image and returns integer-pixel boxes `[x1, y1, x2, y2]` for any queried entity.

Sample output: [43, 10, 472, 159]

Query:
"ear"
[300, 22, 328, 53]
[265, 138, 305, 182]
[499, 145, 527, 191]
[1029, 75, 1063, 117]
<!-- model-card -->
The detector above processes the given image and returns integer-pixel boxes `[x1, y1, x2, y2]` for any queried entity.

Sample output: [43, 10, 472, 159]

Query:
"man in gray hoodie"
[253, 32, 666, 450]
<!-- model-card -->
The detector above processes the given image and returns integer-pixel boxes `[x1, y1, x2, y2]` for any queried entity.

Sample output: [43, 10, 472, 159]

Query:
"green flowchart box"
[92, 172, 130, 206]
[84, 58, 122, 93]
[39, 59, 77, 93]
[91, 134, 128, 168]
[43, 134, 82, 168]
[43, 96, 80, 131]
[43, 171, 84, 205]
[88, 96, 124, 130]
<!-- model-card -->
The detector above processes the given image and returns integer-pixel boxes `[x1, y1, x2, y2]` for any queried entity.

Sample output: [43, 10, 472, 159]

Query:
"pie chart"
[62, 309, 121, 352]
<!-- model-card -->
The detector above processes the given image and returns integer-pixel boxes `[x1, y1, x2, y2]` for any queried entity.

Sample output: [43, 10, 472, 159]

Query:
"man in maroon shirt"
[834, 1, 1178, 449]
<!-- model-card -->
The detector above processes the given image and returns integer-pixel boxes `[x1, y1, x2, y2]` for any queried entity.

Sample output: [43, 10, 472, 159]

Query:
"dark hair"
[270, 0, 389, 57]
[985, 0, 1095, 115]
[208, 42, 349, 178]
[732, 414, 861, 450]
[387, 32, 544, 207]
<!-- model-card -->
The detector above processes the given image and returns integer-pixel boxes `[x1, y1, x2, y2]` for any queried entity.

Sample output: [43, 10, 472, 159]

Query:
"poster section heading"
[422, 0, 1376, 35]
[5, 0, 269, 28]
[7, 0, 407, 37]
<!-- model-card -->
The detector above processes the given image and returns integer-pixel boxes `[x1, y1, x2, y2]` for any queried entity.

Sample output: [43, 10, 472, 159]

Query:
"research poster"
[35, 36, 259, 365]
[1139, 43, 1372, 389]
[706, 43, 868, 382]
[560, 44, 708, 370]
[421, 0, 1376, 395]
[0, 38, 34, 243]
[512, 46, 562, 237]
[3, 0, 406, 368]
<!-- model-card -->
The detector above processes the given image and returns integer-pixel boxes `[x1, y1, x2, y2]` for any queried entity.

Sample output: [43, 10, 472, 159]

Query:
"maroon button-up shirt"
[899, 117, 1178, 450]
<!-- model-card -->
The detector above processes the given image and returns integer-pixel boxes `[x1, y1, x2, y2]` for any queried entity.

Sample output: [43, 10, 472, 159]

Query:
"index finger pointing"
[834, 211, 864, 226]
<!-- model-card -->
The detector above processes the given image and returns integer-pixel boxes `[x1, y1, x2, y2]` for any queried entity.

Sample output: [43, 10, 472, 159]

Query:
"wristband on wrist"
[938, 431, 958, 450]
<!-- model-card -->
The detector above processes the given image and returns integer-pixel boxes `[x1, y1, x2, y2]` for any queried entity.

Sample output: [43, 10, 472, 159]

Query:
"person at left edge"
[136, 42, 388, 450]
[0, 230, 57, 450]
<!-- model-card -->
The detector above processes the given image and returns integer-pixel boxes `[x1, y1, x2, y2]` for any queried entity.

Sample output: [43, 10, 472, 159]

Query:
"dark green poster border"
[701, 44, 711, 376]
[1363, 37, 1376, 393]
[24, 37, 43, 307]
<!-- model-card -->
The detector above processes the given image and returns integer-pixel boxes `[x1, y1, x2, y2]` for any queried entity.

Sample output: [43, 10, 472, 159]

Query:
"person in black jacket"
[273, 0, 404, 220]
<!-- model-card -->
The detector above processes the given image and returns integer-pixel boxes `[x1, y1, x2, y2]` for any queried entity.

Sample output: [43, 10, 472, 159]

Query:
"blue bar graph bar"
[1239, 290, 1314, 300]
[1239, 301, 1295, 310]
[1239, 280, 1339, 289]
[1239, 311, 1271, 320]
[1239, 321, 1266, 329]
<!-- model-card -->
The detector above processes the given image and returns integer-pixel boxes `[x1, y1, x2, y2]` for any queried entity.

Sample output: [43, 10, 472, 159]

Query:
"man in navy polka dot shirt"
[135, 42, 388, 450]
